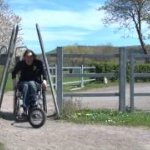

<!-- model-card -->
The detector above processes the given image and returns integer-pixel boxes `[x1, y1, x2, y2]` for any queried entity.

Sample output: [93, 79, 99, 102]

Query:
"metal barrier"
[56, 47, 127, 113]
[36, 24, 60, 117]
[130, 54, 150, 111]
[0, 25, 130, 115]
[49, 65, 96, 89]
[0, 25, 19, 108]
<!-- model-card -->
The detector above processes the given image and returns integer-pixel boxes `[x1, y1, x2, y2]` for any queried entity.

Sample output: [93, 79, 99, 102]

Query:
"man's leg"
[18, 82, 30, 108]
[28, 81, 40, 107]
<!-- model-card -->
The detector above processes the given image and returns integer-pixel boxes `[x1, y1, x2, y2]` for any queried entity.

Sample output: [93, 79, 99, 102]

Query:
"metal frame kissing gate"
[2, 25, 148, 117]
[0, 25, 128, 117]
[0, 25, 19, 108]
[55, 47, 127, 113]
[0, 24, 60, 118]
[130, 54, 150, 111]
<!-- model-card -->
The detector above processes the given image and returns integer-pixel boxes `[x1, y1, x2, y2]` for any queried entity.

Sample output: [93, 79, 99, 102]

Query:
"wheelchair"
[13, 84, 47, 128]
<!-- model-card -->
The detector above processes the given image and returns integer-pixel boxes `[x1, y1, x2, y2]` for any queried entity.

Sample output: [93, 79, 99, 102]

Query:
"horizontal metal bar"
[134, 73, 150, 78]
[63, 79, 96, 85]
[134, 93, 150, 96]
[63, 66, 95, 69]
[48, 53, 119, 58]
[63, 54, 119, 59]
[49, 66, 95, 70]
[64, 73, 116, 78]
[51, 75, 56, 78]
[64, 93, 119, 97]
[48, 54, 56, 57]
[131, 54, 150, 59]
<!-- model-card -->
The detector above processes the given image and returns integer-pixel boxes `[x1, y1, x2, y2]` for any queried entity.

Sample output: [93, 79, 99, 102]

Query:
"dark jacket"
[12, 59, 47, 84]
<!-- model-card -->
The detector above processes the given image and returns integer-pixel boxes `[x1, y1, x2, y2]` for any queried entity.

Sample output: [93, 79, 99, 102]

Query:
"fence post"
[57, 47, 63, 114]
[81, 65, 84, 88]
[119, 47, 127, 112]
[55, 64, 57, 91]
[130, 55, 135, 111]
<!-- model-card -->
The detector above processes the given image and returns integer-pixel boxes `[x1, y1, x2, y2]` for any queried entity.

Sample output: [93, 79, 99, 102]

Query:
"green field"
[0, 66, 13, 92]
[5, 75, 13, 92]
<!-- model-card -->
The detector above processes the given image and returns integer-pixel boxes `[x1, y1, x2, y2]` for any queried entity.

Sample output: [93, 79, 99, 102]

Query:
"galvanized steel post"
[36, 24, 60, 117]
[0, 26, 19, 109]
[57, 47, 63, 114]
[130, 55, 135, 111]
[81, 65, 84, 88]
[119, 47, 127, 112]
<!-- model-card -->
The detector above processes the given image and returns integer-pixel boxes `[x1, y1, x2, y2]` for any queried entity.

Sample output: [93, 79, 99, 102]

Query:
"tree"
[0, 0, 22, 48]
[100, 0, 150, 54]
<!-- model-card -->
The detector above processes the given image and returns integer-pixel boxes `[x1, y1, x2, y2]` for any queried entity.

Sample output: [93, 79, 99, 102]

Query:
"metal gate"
[54, 47, 127, 113]
[130, 53, 150, 111]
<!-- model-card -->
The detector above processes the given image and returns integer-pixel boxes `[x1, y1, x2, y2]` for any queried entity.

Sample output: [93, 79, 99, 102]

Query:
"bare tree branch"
[100, 0, 150, 54]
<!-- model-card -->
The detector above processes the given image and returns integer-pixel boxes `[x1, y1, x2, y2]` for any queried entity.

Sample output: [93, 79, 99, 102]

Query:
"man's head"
[23, 49, 36, 65]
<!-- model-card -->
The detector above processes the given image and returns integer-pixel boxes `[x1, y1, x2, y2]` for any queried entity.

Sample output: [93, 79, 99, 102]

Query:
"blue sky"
[6, 0, 150, 53]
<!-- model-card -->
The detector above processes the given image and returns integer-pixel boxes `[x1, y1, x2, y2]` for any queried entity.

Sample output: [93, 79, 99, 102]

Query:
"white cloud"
[23, 29, 89, 42]
[15, 3, 105, 46]
[17, 8, 104, 31]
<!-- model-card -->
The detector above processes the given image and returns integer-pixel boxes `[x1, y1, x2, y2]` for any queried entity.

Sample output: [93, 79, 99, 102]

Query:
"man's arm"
[12, 62, 21, 89]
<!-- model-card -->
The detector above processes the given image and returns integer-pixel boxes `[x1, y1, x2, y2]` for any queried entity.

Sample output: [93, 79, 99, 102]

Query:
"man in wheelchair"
[12, 49, 47, 118]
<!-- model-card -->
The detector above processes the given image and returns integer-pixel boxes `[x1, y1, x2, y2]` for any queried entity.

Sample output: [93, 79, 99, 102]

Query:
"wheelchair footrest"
[15, 113, 28, 122]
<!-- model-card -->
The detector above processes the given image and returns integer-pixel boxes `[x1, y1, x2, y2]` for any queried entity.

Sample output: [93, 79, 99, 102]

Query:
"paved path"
[69, 83, 150, 111]
[0, 84, 150, 150]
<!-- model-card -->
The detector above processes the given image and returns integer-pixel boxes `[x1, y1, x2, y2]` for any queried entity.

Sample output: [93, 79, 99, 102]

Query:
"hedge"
[92, 62, 150, 82]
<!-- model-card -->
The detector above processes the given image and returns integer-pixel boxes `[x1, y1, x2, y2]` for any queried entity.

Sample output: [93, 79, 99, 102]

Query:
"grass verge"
[62, 109, 150, 127]
[0, 143, 5, 150]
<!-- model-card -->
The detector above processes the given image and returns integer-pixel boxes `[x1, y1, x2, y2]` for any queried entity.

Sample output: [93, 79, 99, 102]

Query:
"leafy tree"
[100, 0, 150, 54]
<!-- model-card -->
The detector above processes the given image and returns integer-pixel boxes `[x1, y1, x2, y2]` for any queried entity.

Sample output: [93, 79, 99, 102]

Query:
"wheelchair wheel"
[13, 90, 19, 116]
[28, 108, 46, 128]
[42, 90, 47, 113]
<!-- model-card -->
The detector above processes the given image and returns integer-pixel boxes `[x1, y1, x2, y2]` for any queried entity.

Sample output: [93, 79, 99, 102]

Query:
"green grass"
[0, 143, 5, 150]
[81, 81, 118, 91]
[63, 109, 150, 127]
[0, 65, 13, 92]
[5, 75, 13, 92]
[64, 80, 118, 92]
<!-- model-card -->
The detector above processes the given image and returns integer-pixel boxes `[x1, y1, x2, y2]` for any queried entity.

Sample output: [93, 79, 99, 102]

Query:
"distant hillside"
[40, 45, 150, 65]
[47, 45, 150, 55]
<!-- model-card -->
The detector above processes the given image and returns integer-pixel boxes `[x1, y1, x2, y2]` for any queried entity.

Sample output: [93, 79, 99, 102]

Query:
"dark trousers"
[18, 81, 40, 108]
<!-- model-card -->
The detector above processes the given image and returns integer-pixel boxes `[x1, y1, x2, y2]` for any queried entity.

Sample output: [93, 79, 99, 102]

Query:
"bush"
[92, 62, 150, 82]
[92, 62, 119, 82]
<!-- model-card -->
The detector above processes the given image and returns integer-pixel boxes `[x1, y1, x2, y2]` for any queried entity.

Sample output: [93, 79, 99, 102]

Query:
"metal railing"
[56, 47, 127, 113]
[49, 65, 96, 89]
[130, 54, 150, 111]
[0, 25, 19, 108]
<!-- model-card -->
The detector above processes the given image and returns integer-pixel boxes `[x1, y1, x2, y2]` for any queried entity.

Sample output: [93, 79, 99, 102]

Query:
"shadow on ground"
[0, 111, 15, 121]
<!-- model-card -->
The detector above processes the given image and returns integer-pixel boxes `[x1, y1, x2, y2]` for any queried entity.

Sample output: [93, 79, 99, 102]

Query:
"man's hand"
[42, 80, 47, 90]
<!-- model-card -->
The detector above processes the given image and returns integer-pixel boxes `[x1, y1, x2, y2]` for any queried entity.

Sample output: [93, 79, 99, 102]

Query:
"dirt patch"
[0, 87, 150, 150]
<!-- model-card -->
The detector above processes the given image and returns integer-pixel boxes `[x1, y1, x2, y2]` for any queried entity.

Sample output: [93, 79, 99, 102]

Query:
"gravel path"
[0, 84, 150, 150]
